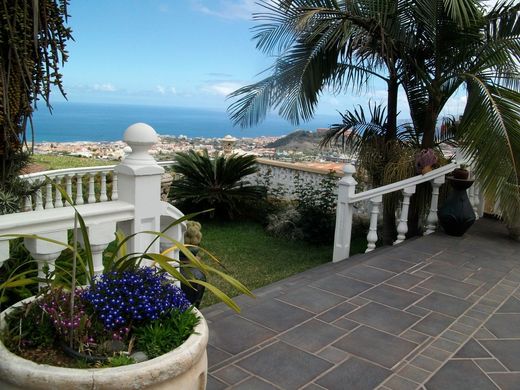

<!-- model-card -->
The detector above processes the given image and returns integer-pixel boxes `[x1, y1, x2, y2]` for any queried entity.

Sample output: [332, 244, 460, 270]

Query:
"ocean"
[32, 102, 340, 142]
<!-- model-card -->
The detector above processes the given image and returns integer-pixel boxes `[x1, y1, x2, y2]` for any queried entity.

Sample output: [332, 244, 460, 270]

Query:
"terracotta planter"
[0, 297, 208, 390]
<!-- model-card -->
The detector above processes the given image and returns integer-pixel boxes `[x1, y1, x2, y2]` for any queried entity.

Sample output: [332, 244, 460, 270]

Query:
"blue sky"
[56, 0, 468, 120]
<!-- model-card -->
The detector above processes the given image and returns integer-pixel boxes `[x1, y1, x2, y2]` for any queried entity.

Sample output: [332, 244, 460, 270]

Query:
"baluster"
[25, 231, 67, 289]
[88, 173, 96, 203]
[473, 182, 480, 219]
[366, 195, 382, 253]
[23, 195, 33, 212]
[100, 172, 108, 202]
[35, 188, 44, 211]
[54, 176, 64, 208]
[65, 175, 73, 203]
[76, 174, 84, 205]
[394, 186, 416, 245]
[425, 177, 445, 235]
[111, 172, 119, 200]
[45, 181, 54, 209]
[333, 164, 357, 261]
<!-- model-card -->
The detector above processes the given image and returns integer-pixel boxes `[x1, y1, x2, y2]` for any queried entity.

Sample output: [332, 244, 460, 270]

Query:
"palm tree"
[229, 0, 520, 229]
[169, 150, 265, 219]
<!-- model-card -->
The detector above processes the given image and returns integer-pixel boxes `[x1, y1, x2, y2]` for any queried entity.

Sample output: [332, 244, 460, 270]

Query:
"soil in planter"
[13, 344, 88, 368]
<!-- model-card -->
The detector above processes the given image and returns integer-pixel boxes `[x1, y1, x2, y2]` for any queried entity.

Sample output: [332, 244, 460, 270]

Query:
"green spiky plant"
[169, 149, 266, 219]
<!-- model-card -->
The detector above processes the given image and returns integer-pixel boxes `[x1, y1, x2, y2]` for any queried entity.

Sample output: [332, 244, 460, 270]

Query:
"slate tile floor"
[202, 218, 520, 389]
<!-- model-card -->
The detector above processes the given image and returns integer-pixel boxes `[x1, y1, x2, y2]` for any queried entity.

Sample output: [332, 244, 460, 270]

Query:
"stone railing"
[0, 123, 186, 280]
[333, 160, 485, 262]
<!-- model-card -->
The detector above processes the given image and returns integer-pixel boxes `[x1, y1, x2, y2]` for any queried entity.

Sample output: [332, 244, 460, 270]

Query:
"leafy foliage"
[0, 0, 72, 181]
[134, 308, 200, 359]
[169, 149, 266, 219]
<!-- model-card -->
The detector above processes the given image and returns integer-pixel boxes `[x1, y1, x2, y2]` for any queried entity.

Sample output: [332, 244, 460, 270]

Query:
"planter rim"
[0, 296, 208, 389]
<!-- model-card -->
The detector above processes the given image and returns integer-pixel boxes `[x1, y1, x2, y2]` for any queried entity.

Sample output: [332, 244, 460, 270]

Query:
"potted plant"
[452, 164, 470, 180]
[0, 189, 252, 389]
[415, 148, 438, 174]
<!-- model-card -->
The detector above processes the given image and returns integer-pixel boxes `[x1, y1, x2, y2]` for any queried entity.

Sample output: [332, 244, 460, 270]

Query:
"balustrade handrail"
[350, 162, 458, 203]
[20, 164, 117, 181]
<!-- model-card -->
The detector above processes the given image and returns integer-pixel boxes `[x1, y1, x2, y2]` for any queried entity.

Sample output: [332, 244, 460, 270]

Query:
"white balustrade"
[333, 161, 459, 261]
[366, 195, 382, 252]
[394, 186, 416, 245]
[425, 177, 445, 235]
[0, 123, 186, 281]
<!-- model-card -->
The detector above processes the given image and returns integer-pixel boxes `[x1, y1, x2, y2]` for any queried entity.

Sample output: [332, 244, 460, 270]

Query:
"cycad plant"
[169, 150, 265, 219]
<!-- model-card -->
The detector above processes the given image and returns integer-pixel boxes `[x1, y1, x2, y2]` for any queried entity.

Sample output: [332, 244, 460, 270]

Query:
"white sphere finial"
[343, 163, 356, 176]
[123, 123, 158, 145]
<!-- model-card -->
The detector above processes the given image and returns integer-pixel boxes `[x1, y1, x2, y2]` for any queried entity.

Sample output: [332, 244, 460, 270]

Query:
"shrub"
[169, 149, 266, 219]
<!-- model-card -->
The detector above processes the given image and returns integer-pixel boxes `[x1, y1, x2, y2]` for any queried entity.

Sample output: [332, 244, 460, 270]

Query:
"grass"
[198, 220, 366, 308]
[30, 154, 114, 171]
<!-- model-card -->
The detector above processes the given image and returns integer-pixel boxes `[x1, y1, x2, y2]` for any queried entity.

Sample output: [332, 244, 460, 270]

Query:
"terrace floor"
[202, 218, 520, 390]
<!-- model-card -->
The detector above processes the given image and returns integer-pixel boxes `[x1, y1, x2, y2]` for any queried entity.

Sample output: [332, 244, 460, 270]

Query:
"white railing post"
[76, 174, 84, 205]
[115, 123, 164, 257]
[100, 172, 108, 202]
[111, 173, 119, 201]
[366, 195, 382, 253]
[79, 222, 116, 276]
[54, 176, 64, 208]
[394, 185, 416, 245]
[24, 231, 67, 288]
[425, 177, 445, 235]
[333, 164, 357, 262]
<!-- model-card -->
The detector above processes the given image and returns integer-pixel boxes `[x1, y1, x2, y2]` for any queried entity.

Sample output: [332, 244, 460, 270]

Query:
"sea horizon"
[32, 101, 340, 143]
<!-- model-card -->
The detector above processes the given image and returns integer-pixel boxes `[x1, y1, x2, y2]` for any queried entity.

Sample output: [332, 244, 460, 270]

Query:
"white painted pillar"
[78, 222, 116, 276]
[0, 239, 10, 268]
[394, 185, 416, 245]
[366, 195, 382, 253]
[24, 231, 67, 288]
[115, 123, 164, 259]
[425, 177, 445, 235]
[332, 164, 357, 262]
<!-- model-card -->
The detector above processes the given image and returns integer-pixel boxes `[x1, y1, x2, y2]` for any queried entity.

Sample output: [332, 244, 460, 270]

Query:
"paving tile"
[278, 319, 345, 353]
[425, 360, 498, 390]
[316, 357, 391, 390]
[406, 305, 431, 317]
[333, 326, 417, 369]
[497, 296, 520, 313]
[400, 329, 430, 344]
[410, 355, 443, 372]
[484, 313, 520, 338]
[208, 344, 233, 368]
[479, 340, 520, 371]
[387, 247, 433, 263]
[213, 365, 250, 385]
[474, 327, 497, 340]
[386, 273, 426, 290]
[475, 359, 508, 373]
[421, 261, 474, 281]
[441, 330, 467, 344]
[346, 302, 420, 335]
[277, 285, 347, 314]
[454, 338, 490, 358]
[421, 347, 451, 362]
[332, 317, 359, 331]
[465, 308, 490, 321]
[339, 264, 396, 284]
[419, 275, 478, 299]
[398, 364, 430, 384]
[239, 299, 313, 332]
[458, 315, 482, 329]
[361, 284, 423, 309]
[302, 384, 327, 390]
[412, 312, 455, 337]
[230, 376, 279, 390]
[311, 274, 372, 298]
[488, 373, 520, 390]
[317, 346, 350, 364]
[410, 286, 433, 296]
[209, 315, 276, 355]
[316, 302, 357, 322]
[366, 256, 416, 273]
[383, 374, 420, 390]
[430, 338, 459, 353]
[471, 268, 509, 284]
[236, 341, 332, 390]
[349, 296, 371, 306]
[416, 292, 471, 318]
[207, 374, 229, 390]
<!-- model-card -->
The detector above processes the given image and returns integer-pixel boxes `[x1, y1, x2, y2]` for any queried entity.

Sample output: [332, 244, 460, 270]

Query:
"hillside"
[266, 130, 322, 151]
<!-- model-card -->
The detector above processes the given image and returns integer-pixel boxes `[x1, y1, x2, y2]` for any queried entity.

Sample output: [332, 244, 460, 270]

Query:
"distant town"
[33, 128, 352, 165]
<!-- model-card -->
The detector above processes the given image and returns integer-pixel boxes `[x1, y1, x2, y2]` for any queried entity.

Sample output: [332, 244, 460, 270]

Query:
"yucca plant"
[169, 149, 265, 219]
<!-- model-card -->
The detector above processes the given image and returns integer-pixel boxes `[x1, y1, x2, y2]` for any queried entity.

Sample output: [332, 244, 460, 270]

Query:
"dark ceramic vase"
[179, 248, 206, 308]
[438, 176, 476, 236]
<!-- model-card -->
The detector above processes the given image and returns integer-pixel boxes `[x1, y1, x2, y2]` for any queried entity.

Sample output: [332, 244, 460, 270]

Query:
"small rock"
[102, 340, 126, 353]
[130, 351, 149, 363]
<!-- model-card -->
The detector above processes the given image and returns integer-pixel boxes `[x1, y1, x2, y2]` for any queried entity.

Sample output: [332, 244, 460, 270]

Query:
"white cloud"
[93, 83, 117, 92]
[192, 0, 261, 20]
[203, 82, 243, 96]
[156, 85, 178, 95]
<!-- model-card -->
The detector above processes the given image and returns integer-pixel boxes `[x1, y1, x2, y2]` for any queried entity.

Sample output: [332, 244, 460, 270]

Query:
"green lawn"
[199, 220, 366, 308]
[30, 154, 115, 171]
